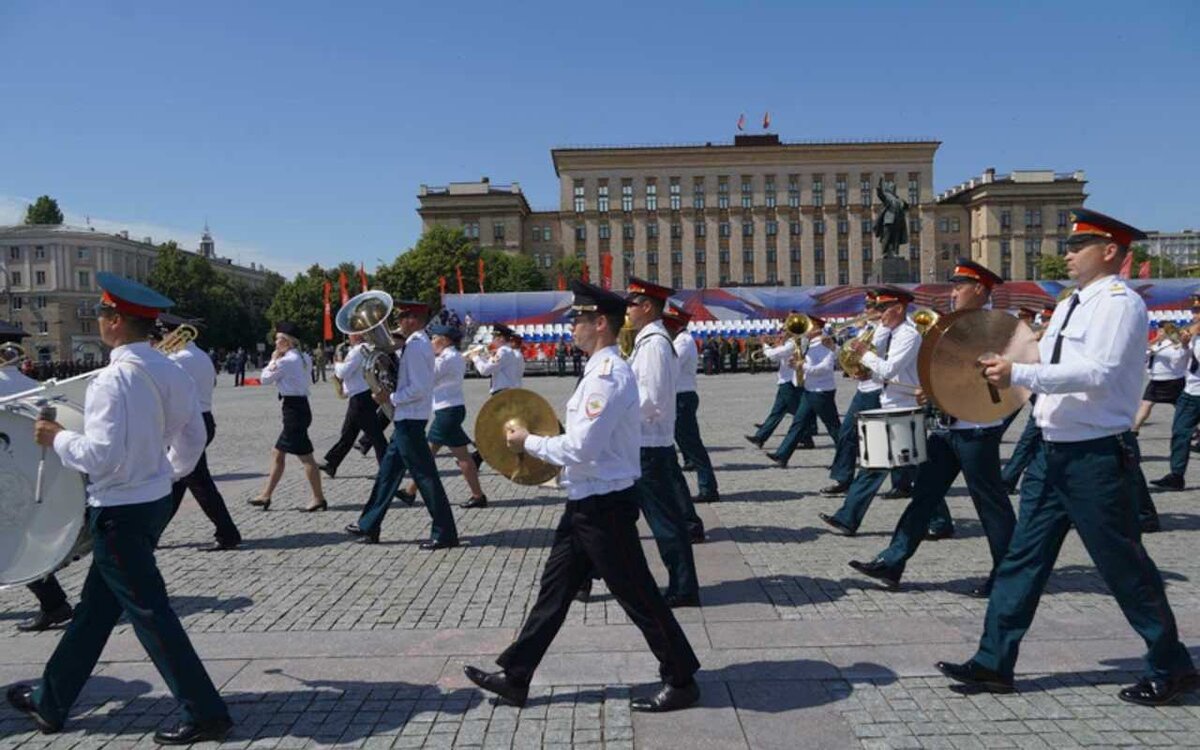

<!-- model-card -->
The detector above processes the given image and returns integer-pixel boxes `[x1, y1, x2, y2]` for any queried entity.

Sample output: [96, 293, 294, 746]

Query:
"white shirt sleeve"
[52, 375, 125, 477]
[524, 374, 622, 467]
[763, 340, 794, 362]
[166, 394, 207, 479]
[861, 326, 919, 382]
[334, 345, 362, 379]
[472, 352, 499, 375]
[1011, 296, 1137, 394]
[806, 345, 835, 378]
[633, 339, 672, 426]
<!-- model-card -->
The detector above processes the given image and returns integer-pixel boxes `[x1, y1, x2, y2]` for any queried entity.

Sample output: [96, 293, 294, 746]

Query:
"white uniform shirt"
[673, 331, 699, 393]
[1011, 274, 1148, 442]
[1180, 337, 1200, 397]
[333, 342, 370, 397]
[261, 349, 310, 397]
[170, 341, 217, 412]
[763, 339, 797, 385]
[1148, 340, 1188, 381]
[857, 326, 889, 394]
[473, 344, 523, 393]
[390, 331, 435, 421]
[629, 320, 678, 447]
[432, 347, 466, 410]
[53, 342, 206, 507]
[523, 345, 641, 500]
[860, 320, 920, 409]
[802, 339, 837, 392]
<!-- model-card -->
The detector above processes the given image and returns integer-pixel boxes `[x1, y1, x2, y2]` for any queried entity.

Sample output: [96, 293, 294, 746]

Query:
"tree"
[24, 195, 64, 225]
[552, 256, 585, 286]
[264, 263, 364, 346]
[1038, 254, 1069, 280]
[374, 226, 479, 309]
[480, 249, 547, 293]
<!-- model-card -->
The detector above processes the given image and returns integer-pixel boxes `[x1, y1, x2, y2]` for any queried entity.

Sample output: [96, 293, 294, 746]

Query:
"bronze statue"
[873, 178, 909, 258]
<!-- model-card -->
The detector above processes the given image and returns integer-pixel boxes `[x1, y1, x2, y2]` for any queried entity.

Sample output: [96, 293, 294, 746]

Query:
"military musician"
[318, 332, 389, 477]
[664, 304, 719, 504]
[471, 322, 524, 393]
[1149, 300, 1200, 491]
[744, 320, 801, 449]
[767, 316, 841, 467]
[1134, 315, 1189, 435]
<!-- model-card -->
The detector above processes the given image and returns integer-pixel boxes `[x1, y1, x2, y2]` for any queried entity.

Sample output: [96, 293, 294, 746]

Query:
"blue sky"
[1, 0, 1196, 278]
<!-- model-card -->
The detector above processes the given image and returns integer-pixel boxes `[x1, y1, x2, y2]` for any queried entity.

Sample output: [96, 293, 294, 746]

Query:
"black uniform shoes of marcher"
[848, 559, 901, 590]
[631, 680, 700, 712]
[463, 666, 528, 707]
[6, 685, 61, 733]
[1117, 673, 1199, 706]
[152, 717, 233, 745]
[935, 660, 1014, 693]
[16, 603, 73, 632]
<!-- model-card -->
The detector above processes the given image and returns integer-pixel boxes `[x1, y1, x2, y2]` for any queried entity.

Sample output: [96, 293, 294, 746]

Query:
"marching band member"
[7, 273, 231, 743]
[396, 324, 488, 509]
[160, 315, 242, 551]
[1134, 318, 1189, 434]
[472, 322, 523, 393]
[625, 277, 702, 606]
[463, 281, 700, 713]
[940, 209, 1195, 705]
[346, 301, 459, 548]
[664, 304, 719, 504]
[250, 323, 327, 512]
[318, 332, 388, 477]
[744, 320, 801, 448]
[848, 261, 1016, 597]
[999, 302, 1055, 493]
[767, 316, 841, 467]
[1149, 300, 1200, 491]
[819, 286, 952, 536]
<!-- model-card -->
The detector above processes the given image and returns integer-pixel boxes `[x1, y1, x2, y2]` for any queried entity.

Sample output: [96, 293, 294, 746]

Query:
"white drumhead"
[0, 403, 88, 587]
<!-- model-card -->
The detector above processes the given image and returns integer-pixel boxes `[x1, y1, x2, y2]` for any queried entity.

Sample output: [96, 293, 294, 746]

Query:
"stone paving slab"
[2, 371, 1199, 747]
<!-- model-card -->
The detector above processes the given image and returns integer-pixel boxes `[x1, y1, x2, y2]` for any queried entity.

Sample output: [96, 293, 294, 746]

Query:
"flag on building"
[762, 111, 771, 129]
[557, 273, 566, 291]
[601, 253, 613, 290]
[736, 113, 745, 131]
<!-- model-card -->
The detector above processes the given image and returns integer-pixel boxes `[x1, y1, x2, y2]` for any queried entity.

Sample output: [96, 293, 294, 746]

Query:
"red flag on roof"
[477, 258, 486, 293]
[736, 113, 746, 131]
[762, 111, 771, 129]
[557, 273, 566, 291]
[601, 253, 613, 290]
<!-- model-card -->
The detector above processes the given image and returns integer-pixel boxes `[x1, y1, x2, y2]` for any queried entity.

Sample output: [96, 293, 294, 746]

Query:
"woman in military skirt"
[397, 324, 488, 508]
[251, 323, 327, 511]
[1134, 330, 1188, 433]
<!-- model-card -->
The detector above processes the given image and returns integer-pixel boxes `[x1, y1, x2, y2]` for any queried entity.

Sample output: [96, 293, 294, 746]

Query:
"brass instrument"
[837, 326, 876, 379]
[827, 312, 875, 339]
[336, 291, 399, 419]
[618, 313, 637, 358]
[474, 388, 563, 485]
[156, 324, 198, 355]
[751, 313, 814, 369]
[0, 342, 26, 368]
[330, 341, 350, 399]
[911, 308, 940, 337]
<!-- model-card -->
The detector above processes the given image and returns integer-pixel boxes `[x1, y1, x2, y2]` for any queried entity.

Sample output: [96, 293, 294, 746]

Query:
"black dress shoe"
[925, 527, 955, 541]
[765, 453, 788, 469]
[16, 603, 73, 632]
[317, 462, 336, 479]
[153, 717, 233, 745]
[1141, 518, 1162, 534]
[355, 530, 380, 544]
[631, 680, 700, 712]
[797, 439, 815, 450]
[345, 523, 365, 536]
[1150, 473, 1185, 490]
[967, 583, 992, 599]
[208, 536, 241, 551]
[744, 435, 764, 448]
[575, 579, 593, 603]
[664, 593, 701, 608]
[6, 685, 60, 733]
[463, 666, 528, 707]
[1003, 484, 1019, 495]
[394, 487, 417, 506]
[820, 482, 849, 496]
[818, 513, 855, 536]
[689, 531, 706, 544]
[935, 660, 1014, 693]
[1117, 673, 1198, 706]
[419, 539, 459, 551]
[693, 493, 719, 504]
[460, 495, 488, 509]
[881, 487, 912, 500]
[848, 559, 901, 590]
[300, 500, 328, 513]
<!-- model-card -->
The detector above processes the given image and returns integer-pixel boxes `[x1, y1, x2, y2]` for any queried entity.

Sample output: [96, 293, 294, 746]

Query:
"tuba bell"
[336, 291, 399, 419]
[911, 308, 940, 337]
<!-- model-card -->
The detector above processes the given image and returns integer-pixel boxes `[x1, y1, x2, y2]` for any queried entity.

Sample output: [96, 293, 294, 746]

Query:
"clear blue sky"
[1, 0, 1196, 277]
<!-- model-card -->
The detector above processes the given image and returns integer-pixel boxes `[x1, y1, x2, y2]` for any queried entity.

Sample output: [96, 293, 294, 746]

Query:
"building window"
[598, 185, 609, 213]
[77, 247, 90, 260]
[645, 182, 658, 212]
[743, 272, 754, 284]
[789, 248, 801, 262]
[78, 270, 89, 289]
[863, 247, 873, 261]
[621, 182, 633, 212]
[950, 218, 960, 232]
[814, 245, 824, 262]
[789, 221, 801, 236]
[1001, 240, 1011, 258]
[814, 219, 825, 235]
[719, 274, 729, 285]
[743, 250, 754, 263]
[37, 321, 48, 334]
[1025, 239, 1039, 255]
[693, 179, 705, 209]
[695, 222, 707, 238]
[11, 297, 21, 310]
[669, 179, 681, 211]
[766, 249, 777, 263]
[938, 217, 949, 232]
[623, 222, 634, 240]
[1025, 208, 1042, 228]
[696, 273, 706, 288]
[766, 221, 778, 236]
[719, 250, 730, 263]
[719, 222, 731, 238]
[717, 180, 729, 209]
[908, 177, 919, 205]
[9, 271, 20, 286]
[493, 223, 505, 240]
[647, 251, 658, 265]
[464, 222, 479, 239]
[765, 178, 776, 208]
[1057, 210, 1069, 228]
[862, 219, 872, 235]
[573, 181, 585, 213]
[671, 251, 683, 264]
[34, 246, 45, 259]
[696, 249, 706, 263]
[670, 223, 682, 239]
[35, 270, 46, 286]
[741, 179, 753, 209]
[815, 271, 825, 285]
[788, 176, 800, 208]
[647, 222, 659, 239]
[860, 178, 871, 207]
[598, 223, 611, 240]
[836, 178, 848, 207]
[909, 218, 921, 234]
[837, 220, 848, 236]
[531, 225, 541, 241]
[34, 295, 47, 309]
[80, 320, 92, 333]
[742, 221, 754, 237]
[1057, 238, 1067, 254]
[8, 246, 19, 259]
[575, 224, 586, 241]
[838, 246, 849, 261]
[1000, 210, 1012, 230]
[790, 272, 801, 286]
[812, 177, 823, 207]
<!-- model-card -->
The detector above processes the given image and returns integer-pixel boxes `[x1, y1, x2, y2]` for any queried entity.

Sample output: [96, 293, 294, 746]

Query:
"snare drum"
[856, 406, 929, 470]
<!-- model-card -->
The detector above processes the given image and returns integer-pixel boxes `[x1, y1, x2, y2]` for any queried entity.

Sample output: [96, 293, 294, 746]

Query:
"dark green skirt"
[428, 405, 470, 447]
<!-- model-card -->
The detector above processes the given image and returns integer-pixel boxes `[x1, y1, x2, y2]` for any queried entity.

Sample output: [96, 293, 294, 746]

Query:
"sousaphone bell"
[336, 290, 399, 419]
[474, 388, 563, 485]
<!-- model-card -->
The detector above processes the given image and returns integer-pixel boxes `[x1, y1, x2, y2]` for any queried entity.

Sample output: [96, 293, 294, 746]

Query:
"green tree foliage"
[147, 241, 284, 352]
[24, 195, 64, 225]
[552, 256, 585, 286]
[265, 262, 367, 346]
[1038, 254, 1069, 280]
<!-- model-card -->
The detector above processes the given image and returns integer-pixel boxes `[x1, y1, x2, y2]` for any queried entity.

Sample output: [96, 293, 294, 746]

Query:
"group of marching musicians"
[6, 209, 1199, 742]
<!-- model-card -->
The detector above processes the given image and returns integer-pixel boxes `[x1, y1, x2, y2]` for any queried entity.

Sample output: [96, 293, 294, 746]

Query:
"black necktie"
[1190, 345, 1199, 375]
[1049, 294, 1080, 365]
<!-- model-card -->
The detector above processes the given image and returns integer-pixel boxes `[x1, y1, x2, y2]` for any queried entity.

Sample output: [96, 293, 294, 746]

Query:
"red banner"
[358, 264, 368, 292]
[1118, 251, 1133, 279]
[736, 113, 745, 131]
[601, 253, 613, 290]
[1139, 260, 1152, 279]
[557, 273, 566, 291]
[477, 258, 486, 293]
[439, 276, 447, 295]
[762, 111, 771, 130]
[581, 262, 590, 283]
[338, 271, 350, 304]
[322, 281, 333, 341]
[456, 265, 464, 294]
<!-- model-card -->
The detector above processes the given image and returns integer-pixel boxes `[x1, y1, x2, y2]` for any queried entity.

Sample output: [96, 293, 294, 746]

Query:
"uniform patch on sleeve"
[1109, 283, 1126, 295]
[584, 393, 607, 418]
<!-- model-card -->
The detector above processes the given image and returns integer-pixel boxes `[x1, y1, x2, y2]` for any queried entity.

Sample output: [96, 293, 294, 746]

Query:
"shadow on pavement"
[171, 594, 254, 617]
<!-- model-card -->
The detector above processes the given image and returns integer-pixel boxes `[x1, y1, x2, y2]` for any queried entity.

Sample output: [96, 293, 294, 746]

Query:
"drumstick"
[34, 400, 55, 505]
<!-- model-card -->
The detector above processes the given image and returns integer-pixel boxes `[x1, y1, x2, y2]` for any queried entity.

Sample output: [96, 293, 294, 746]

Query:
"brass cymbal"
[917, 309, 1040, 423]
[474, 388, 563, 486]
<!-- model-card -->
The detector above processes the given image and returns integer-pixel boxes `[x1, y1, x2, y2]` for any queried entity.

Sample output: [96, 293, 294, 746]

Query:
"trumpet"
[827, 312, 875, 339]
[0, 342, 26, 368]
[156, 324, 198, 355]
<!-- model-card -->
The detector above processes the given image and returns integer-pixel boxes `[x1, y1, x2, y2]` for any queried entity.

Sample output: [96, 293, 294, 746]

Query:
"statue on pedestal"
[873, 178, 909, 259]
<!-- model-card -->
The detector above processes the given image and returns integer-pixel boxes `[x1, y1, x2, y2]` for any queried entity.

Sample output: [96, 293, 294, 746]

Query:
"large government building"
[0, 224, 273, 364]
[417, 133, 1088, 289]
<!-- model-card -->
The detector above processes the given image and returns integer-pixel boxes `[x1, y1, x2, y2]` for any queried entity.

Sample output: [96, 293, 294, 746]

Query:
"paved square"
[2, 370, 1198, 748]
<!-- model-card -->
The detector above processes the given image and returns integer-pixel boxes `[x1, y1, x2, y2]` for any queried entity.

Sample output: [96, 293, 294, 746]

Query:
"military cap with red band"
[1066, 208, 1147, 248]
[394, 300, 430, 316]
[808, 315, 827, 329]
[625, 277, 676, 305]
[95, 271, 175, 320]
[872, 285, 914, 305]
[949, 258, 1003, 289]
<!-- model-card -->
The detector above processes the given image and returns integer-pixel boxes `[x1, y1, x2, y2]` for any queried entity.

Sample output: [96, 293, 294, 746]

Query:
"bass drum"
[0, 398, 89, 587]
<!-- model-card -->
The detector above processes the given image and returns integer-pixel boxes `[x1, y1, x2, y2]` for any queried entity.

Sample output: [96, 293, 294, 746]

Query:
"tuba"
[911, 308, 940, 337]
[780, 313, 814, 383]
[156, 324, 198, 355]
[336, 291, 399, 419]
[838, 326, 876, 379]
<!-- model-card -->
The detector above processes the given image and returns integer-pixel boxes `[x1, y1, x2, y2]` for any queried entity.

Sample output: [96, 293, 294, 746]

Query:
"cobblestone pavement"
[2, 371, 1198, 748]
